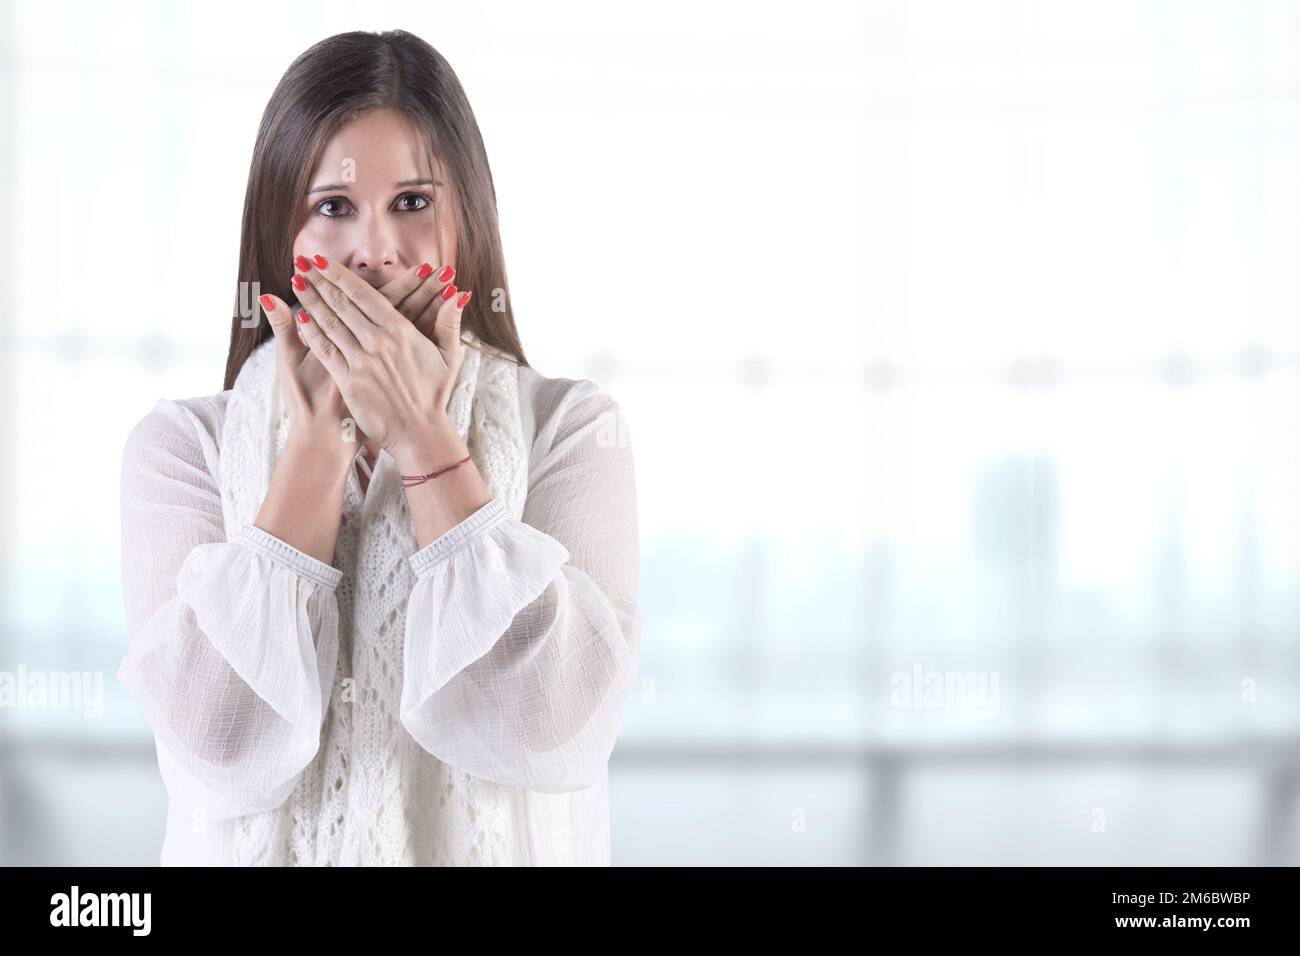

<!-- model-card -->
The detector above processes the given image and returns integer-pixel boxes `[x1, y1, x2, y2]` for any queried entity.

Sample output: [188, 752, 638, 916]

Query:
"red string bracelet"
[400, 454, 472, 488]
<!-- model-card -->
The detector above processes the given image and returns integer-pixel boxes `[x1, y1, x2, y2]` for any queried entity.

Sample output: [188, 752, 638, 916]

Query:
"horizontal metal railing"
[2, 732, 1295, 866]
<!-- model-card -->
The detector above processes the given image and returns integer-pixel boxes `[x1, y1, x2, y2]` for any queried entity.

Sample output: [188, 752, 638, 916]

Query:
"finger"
[259, 292, 305, 354]
[377, 260, 436, 311]
[303, 253, 399, 335]
[414, 278, 462, 341]
[296, 259, 377, 351]
[293, 307, 349, 383]
[291, 270, 366, 363]
[431, 286, 471, 369]
[260, 291, 308, 388]
[401, 263, 456, 330]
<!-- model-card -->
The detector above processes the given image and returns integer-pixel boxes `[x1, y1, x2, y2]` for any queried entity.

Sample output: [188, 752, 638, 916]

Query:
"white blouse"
[116, 363, 643, 865]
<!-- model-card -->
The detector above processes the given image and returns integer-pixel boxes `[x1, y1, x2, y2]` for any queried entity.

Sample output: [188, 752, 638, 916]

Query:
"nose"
[353, 213, 401, 279]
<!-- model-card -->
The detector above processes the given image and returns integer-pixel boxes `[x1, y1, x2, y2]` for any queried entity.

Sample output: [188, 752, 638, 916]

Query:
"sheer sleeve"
[399, 386, 644, 793]
[116, 399, 342, 816]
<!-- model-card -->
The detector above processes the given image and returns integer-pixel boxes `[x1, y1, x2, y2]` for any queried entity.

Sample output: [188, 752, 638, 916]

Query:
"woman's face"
[293, 107, 456, 291]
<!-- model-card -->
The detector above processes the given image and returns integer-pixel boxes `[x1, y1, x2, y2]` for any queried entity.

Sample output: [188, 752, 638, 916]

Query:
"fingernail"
[456, 290, 472, 308]
[440, 282, 458, 301]
[416, 262, 433, 279]
[259, 294, 275, 311]
[297, 310, 311, 324]
[437, 265, 455, 283]
[313, 254, 329, 269]
[291, 274, 307, 292]
[294, 255, 312, 272]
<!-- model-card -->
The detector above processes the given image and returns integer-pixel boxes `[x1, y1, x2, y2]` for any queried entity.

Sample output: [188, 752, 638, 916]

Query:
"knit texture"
[218, 329, 559, 865]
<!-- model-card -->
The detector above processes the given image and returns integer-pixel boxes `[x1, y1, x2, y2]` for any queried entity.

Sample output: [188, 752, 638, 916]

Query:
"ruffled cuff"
[233, 524, 344, 590]
[197, 526, 338, 738]
[401, 496, 570, 716]
[117, 527, 341, 807]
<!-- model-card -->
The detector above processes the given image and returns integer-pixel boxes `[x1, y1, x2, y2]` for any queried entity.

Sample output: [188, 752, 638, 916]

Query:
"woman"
[116, 29, 643, 866]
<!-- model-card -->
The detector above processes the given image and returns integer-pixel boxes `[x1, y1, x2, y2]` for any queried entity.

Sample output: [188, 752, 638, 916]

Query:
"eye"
[314, 196, 353, 218]
[395, 192, 432, 212]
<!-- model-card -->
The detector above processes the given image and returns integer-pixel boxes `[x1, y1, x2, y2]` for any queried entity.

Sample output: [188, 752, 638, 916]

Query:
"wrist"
[387, 415, 465, 473]
[286, 424, 358, 474]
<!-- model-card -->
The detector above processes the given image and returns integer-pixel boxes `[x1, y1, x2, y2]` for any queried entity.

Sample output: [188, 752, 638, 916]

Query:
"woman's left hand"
[290, 253, 472, 455]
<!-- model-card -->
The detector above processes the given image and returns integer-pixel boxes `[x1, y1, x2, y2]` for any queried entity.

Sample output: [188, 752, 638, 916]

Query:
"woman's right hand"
[258, 292, 363, 466]
[375, 260, 459, 340]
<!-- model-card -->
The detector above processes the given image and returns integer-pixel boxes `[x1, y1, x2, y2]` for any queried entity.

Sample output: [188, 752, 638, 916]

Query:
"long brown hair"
[223, 29, 528, 391]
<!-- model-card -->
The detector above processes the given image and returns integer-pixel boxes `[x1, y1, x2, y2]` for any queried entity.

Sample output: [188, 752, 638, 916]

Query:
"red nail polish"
[291, 274, 307, 292]
[259, 294, 275, 311]
[437, 265, 455, 283]
[440, 283, 458, 301]
[313, 254, 329, 269]
[297, 310, 311, 324]
[416, 262, 433, 279]
[294, 255, 312, 272]
[456, 290, 472, 308]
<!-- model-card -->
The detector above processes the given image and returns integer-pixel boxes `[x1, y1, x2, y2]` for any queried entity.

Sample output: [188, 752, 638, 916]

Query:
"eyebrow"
[307, 178, 442, 194]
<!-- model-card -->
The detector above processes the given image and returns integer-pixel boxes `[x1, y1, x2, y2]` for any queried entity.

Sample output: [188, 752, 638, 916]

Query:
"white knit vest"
[218, 329, 578, 865]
